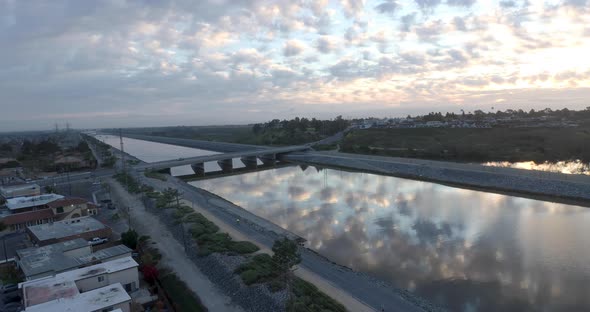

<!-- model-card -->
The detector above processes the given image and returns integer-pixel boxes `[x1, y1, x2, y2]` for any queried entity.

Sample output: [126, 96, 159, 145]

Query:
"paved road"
[136, 145, 310, 171]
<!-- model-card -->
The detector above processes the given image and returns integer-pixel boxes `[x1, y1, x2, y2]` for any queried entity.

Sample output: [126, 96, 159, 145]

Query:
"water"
[483, 160, 590, 175]
[98, 134, 590, 312]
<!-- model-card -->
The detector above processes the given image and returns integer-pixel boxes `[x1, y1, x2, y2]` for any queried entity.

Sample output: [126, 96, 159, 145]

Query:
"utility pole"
[119, 129, 127, 190]
[175, 191, 187, 251]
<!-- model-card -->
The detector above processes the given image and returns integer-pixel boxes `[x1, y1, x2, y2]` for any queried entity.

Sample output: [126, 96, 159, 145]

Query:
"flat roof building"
[26, 216, 112, 246]
[0, 183, 40, 199]
[17, 238, 132, 280]
[5, 193, 63, 211]
[21, 257, 139, 312]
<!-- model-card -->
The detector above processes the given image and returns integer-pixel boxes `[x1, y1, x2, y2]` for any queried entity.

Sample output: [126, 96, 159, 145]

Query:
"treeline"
[412, 107, 590, 122]
[251, 116, 349, 145]
[18, 139, 61, 160]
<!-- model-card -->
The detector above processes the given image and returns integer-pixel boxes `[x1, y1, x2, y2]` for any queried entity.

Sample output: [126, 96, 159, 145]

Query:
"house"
[0, 183, 40, 199]
[26, 217, 112, 246]
[47, 197, 98, 219]
[16, 238, 132, 280]
[20, 257, 139, 312]
[1, 195, 98, 231]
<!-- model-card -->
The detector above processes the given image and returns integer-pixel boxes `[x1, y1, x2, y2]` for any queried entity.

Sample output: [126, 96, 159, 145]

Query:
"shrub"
[229, 241, 260, 254]
[240, 270, 260, 285]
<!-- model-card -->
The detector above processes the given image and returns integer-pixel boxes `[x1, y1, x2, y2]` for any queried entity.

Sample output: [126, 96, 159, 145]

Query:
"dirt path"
[181, 199, 374, 312]
[108, 179, 244, 312]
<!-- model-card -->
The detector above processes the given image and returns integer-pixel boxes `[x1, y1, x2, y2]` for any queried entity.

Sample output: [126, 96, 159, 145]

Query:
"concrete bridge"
[136, 145, 311, 176]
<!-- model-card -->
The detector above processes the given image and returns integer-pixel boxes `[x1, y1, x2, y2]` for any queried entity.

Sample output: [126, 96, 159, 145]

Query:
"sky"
[1, 0, 590, 131]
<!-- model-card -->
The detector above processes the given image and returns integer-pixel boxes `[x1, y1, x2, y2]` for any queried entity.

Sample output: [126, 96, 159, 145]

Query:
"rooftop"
[17, 239, 131, 278]
[46, 197, 92, 209]
[27, 216, 107, 241]
[24, 282, 131, 312]
[21, 256, 138, 308]
[5, 193, 64, 210]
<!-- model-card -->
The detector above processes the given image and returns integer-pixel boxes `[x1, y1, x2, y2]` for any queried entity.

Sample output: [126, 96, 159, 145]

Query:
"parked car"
[88, 237, 109, 245]
[1, 284, 18, 294]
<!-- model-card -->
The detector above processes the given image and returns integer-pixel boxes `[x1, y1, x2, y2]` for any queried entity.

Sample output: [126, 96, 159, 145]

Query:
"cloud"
[316, 36, 338, 54]
[453, 16, 467, 31]
[375, 1, 399, 15]
[447, 0, 477, 7]
[1, 0, 590, 131]
[283, 40, 306, 57]
[415, 0, 442, 10]
[400, 13, 417, 32]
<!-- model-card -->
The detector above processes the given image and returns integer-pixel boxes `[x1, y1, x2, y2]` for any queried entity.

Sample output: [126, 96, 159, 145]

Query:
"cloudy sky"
[1, 0, 589, 131]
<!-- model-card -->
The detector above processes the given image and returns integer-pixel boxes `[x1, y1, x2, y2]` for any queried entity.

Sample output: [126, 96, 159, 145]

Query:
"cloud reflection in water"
[193, 166, 590, 312]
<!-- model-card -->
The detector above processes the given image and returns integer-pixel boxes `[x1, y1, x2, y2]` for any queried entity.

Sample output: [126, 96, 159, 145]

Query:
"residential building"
[47, 197, 98, 218]
[26, 217, 112, 246]
[1, 195, 98, 231]
[21, 256, 139, 312]
[16, 238, 132, 280]
[5, 194, 64, 213]
[0, 183, 40, 199]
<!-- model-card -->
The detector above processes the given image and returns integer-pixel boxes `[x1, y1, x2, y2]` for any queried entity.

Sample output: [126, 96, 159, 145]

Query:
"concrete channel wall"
[120, 133, 268, 153]
[283, 151, 590, 205]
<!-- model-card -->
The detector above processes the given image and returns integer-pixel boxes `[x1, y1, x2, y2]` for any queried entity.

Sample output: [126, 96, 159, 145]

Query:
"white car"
[88, 237, 109, 245]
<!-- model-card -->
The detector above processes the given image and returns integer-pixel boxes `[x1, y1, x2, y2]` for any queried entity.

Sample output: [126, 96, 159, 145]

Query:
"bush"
[235, 253, 279, 285]
[121, 229, 139, 250]
[229, 241, 260, 254]
[240, 270, 260, 285]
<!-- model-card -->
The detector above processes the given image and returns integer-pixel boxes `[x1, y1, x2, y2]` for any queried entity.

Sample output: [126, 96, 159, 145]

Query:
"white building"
[0, 183, 40, 199]
[21, 256, 139, 312]
[16, 238, 132, 280]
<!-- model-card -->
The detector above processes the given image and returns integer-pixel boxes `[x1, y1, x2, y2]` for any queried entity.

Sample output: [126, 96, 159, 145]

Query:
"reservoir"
[98, 134, 590, 312]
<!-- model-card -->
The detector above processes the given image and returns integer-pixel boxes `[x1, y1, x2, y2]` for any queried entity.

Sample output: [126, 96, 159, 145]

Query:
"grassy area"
[288, 277, 347, 312]
[144, 170, 168, 181]
[312, 143, 338, 151]
[185, 212, 259, 256]
[114, 172, 142, 193]
[341, 126, 590, 162]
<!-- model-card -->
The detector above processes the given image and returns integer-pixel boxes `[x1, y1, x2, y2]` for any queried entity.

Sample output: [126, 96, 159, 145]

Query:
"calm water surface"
[99, 135, 590, 312]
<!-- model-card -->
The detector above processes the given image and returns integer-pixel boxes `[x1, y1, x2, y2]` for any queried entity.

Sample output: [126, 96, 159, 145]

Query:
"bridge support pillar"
[217, 159, 233, 173]
[190, 163, 205, 177]
[157, 168, 171, 175]
[240, 156, 258, 169]
[259, 154, 276, 166]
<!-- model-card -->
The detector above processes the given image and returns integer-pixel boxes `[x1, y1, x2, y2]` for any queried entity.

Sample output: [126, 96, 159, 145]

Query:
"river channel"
[97, 134, 590, 312]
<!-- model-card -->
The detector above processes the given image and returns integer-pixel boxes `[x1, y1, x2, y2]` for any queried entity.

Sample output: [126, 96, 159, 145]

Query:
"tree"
[44, 185, 57, 194]
[0, 221, 6, 232]
[141, 265, 159, 285]
[272, 238, 301, 273]
[121, 229, 139, 250]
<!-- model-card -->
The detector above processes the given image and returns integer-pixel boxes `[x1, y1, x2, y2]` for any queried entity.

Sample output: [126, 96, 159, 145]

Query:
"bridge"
[135, 145, 311, 176]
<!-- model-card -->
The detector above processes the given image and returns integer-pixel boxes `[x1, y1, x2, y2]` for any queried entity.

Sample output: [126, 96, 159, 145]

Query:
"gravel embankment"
[141, 191, 288, 312]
